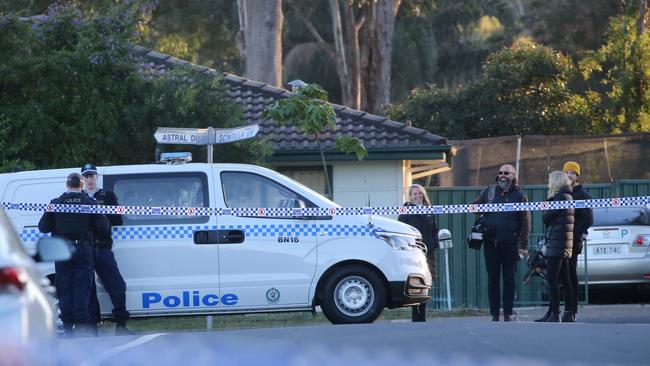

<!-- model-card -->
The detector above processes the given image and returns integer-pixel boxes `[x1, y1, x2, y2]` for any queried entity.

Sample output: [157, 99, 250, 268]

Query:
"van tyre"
[320, 265, 386, 324]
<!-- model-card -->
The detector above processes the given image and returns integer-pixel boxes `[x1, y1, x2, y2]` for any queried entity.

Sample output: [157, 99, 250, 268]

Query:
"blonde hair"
[408, 184, 431, 205]
[548, 171, 570, 198]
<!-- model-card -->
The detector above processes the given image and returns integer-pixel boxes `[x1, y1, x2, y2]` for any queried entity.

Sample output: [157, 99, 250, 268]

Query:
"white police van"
[0, 158, 431, 324]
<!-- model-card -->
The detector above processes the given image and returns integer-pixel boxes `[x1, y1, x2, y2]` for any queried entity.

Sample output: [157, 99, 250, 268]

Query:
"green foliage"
[579, 4, 650, 133]
[390, 39, 592, 139]
[263, 84, 337, 135]
[263, 85, 365, 161]
[263, 83, 367, 195]
[335, 135, 367, 161]
[523, 0, 619, 54]
[0, 2, 266, 173]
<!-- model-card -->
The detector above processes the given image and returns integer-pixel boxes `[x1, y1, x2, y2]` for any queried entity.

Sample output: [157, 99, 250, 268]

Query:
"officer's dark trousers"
[91, 248, 129, 323]
[567, 243, 581, 314]
[483, 241, 518, 317]
[546, 256, 573, 315]
[412, 249, 437, 322]
[55, 243, 94, 325]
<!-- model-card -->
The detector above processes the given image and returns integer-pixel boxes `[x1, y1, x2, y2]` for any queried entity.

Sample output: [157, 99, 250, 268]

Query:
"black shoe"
[534, 311, 551, 322]
[503, 315, 513, 322]
[491, 315, 499, 321]
[115, 323, 135, 336]
[561, 312, 575, 323]
[546, 313, 560, 322]
[73, 323, 98, 337]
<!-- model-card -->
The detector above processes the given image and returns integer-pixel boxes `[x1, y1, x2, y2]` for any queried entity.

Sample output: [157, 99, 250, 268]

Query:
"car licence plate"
[591, 245, 627, 257]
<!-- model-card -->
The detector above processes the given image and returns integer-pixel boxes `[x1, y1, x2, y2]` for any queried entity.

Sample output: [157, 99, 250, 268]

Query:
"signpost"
[438, 229, 453, 310]
[154, 125, 259, 163]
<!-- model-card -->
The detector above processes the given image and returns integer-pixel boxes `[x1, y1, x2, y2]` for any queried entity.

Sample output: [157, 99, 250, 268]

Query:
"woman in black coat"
[536, 171, 575, 322]
[398, 184, 438, 322]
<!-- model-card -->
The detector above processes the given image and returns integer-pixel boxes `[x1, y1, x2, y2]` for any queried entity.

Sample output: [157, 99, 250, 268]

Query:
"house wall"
[332, 160, 406, 208]
[273, 160, 408, 209]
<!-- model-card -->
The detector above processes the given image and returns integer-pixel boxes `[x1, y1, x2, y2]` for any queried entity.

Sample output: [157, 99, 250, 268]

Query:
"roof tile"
[136, 46, 449, 152]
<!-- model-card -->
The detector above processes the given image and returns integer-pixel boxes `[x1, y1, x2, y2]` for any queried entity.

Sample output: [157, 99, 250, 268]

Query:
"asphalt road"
[53, 304, 650, 366]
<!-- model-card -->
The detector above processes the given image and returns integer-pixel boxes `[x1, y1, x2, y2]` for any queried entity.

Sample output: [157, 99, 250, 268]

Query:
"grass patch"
[99, 308, 487, 334]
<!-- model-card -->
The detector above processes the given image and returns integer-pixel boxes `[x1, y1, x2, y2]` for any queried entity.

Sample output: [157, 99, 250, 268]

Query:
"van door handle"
[219, 230, 245, 244]
[193, 230, 219, 245]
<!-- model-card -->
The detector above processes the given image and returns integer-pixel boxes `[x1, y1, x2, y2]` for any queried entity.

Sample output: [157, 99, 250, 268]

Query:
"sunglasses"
[498, 171, 513, 176]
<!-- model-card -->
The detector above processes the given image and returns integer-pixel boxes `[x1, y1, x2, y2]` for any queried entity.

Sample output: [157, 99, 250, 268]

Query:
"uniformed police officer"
[38, 173, 109, 337]
[81, 163, 133, 335]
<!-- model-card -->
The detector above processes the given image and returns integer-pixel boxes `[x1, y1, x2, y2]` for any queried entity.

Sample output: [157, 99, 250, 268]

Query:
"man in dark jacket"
[563, 161, 593, 322]
[81, 163, 132, 335]
[473, 164, 531, 322]
[39, 173, 109, 337]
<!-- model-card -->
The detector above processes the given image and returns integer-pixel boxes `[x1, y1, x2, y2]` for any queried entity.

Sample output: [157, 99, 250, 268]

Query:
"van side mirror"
[35, 237, 73, 262]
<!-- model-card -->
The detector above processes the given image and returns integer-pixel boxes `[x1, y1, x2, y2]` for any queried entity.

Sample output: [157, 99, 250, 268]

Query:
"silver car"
[577, 206, 650, 286]
[0, 207, 71, 365]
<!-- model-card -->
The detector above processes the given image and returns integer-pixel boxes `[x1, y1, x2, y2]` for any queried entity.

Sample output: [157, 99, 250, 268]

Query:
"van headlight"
[375, 232, 417, 251]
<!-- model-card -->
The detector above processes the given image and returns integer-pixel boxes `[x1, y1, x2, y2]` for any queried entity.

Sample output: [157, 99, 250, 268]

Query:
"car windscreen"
[593, 207, 650, 226]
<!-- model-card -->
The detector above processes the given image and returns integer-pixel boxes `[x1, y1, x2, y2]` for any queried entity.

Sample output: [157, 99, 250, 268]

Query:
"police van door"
[104, 171, 221, 315]
[216, 170, 318, 309]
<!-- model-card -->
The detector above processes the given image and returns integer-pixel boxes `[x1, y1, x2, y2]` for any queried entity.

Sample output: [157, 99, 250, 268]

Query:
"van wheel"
[320, 265, 386, 324]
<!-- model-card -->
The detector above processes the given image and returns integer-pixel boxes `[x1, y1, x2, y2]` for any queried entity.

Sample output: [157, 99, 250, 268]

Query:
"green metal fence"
[426, 180, 650, 310]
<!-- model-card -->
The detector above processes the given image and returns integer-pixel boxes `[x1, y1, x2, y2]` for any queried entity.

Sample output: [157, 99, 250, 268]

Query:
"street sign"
[154, 125, 259, 145]
[154, 128, 209, 145]
[154, 124, 260, 163]
[439, 239, 453, 249]
[213, 124, 259, 144]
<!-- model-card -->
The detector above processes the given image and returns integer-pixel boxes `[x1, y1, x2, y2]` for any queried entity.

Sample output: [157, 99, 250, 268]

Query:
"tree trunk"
[329, 0, 353, 107]
[639, 0, 648, 35]
[238, 0, 283, 86]
[343, 0, 362, 109]
[370, 0, 399, 114]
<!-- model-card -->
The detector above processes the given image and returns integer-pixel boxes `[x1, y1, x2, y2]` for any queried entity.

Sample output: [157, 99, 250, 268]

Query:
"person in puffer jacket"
[536, 171, 574, 322]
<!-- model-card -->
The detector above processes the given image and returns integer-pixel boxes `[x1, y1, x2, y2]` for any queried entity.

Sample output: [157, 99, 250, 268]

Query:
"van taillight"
[0, 267, 26, 292]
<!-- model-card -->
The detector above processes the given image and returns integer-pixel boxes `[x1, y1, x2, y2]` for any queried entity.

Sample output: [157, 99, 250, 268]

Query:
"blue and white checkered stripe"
[4, 196, 650, 217]
[18, 223, 375, 242]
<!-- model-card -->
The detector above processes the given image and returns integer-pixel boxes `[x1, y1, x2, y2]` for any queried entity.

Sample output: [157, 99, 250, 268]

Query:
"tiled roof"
[133, 45, 449, 153]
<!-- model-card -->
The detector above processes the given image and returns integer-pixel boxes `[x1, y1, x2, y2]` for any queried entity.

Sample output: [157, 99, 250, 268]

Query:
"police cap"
[81, 163, 98, 176]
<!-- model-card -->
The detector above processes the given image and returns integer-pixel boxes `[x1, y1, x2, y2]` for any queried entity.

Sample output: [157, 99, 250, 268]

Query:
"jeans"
[546, 256, 573, 314]
[483, 240, 518, 317]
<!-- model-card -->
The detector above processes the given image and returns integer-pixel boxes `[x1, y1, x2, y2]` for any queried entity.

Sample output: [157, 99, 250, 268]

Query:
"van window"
[221, 172, 313, 210]
[593, 207, 650, 226]
[106, 173, 209, 225]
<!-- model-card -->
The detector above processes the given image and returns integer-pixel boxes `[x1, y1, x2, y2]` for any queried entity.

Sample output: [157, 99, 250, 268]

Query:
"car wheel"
[320, 265, 386, 324]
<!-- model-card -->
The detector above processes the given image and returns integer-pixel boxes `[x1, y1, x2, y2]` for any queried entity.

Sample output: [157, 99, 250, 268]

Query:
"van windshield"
[593, 207, 650, 226]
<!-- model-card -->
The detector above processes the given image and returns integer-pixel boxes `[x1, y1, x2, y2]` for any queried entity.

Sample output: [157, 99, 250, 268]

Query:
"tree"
[0, 1, 268, 172]
[236, 0, 283, 86]
[390, 39, 592, 139]
[263, 84, 366, 197]
[579, 0, 650, 133]
[522, 0, 620, 54]
[285, 0, 402, 113]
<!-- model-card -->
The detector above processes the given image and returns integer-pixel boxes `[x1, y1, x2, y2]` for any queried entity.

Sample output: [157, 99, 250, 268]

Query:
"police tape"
[3, 196, 649, 217]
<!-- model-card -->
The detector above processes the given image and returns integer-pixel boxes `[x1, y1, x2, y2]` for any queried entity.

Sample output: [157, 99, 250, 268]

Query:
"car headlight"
[376, 233, 417, 251]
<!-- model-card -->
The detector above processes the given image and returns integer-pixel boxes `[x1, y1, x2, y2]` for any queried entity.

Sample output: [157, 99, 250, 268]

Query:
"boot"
[545, 313, 560, 322]
[115, 321, 135, 335]
[534, 311, 551, 322]
[561, 312, 575, 323]
[73, 323, 98, 338]
[411, 304, 426, 322]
